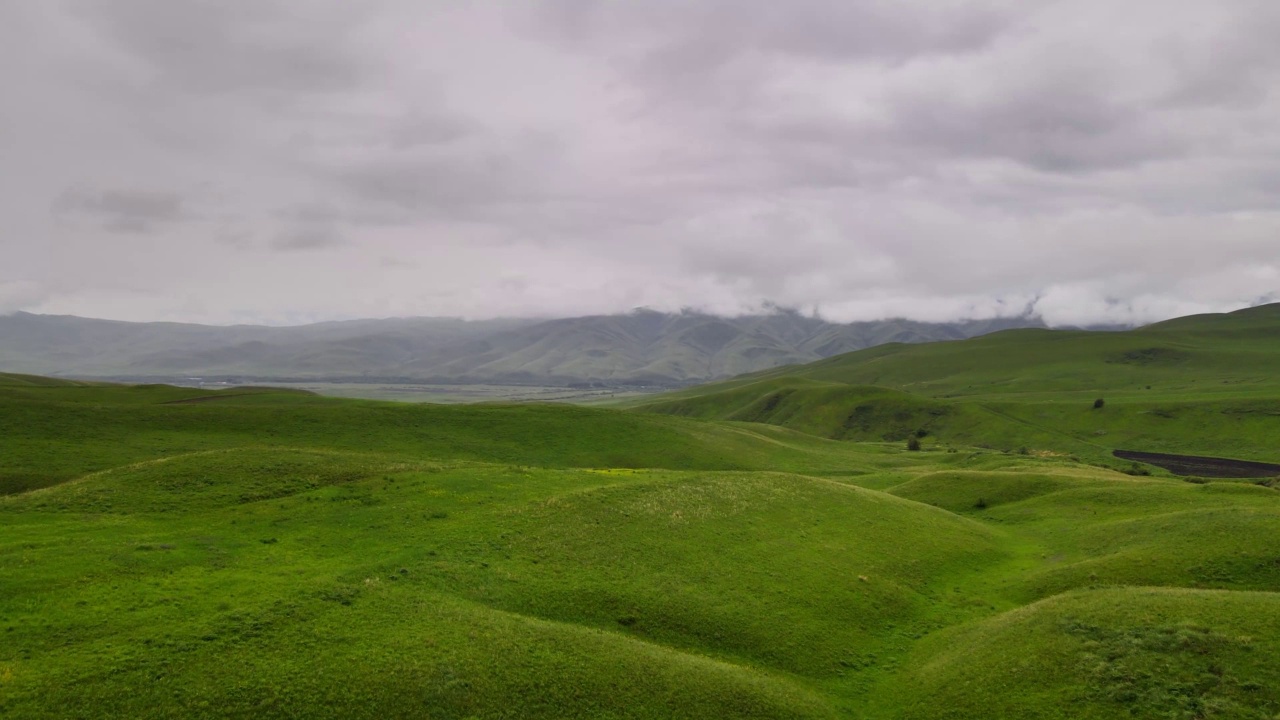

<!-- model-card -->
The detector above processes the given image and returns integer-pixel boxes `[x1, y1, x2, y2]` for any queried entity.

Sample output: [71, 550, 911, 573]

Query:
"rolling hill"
[3, 367, 1279, 718]
[637, 303, 1280, 465]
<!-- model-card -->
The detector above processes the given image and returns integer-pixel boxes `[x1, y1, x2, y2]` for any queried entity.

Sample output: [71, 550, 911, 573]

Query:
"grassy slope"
[4, 302, 1280, 720]
[635, 304, 1280, 465]
[885, 588, 1280, 720]
[0, 380, 884, 495]
[1, 385, 1008, 718]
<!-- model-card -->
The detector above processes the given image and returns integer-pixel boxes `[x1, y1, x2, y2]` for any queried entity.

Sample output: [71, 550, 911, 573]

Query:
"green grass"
[4, 383, 1278, 718]
[3, 304, 1280, 718]
[881, 588, 1280, 720]
[0, 381, 886, 495]
[635, 304, 1280, 468]
[0, 429, 1000, 718]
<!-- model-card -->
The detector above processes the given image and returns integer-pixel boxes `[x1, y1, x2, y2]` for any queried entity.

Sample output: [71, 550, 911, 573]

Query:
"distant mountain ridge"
[0, 310, 1058, 386]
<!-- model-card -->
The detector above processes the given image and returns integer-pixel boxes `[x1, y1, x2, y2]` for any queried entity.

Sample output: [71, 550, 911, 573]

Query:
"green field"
[635, 303, 1280, 466]
[3, 304, 1280, 718]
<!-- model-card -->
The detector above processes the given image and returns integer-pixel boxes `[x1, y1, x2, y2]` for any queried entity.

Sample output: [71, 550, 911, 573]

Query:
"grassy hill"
[0, 376, 882, 496]
[636, 303, 1280, 465]
[2, 370, 1279, 718]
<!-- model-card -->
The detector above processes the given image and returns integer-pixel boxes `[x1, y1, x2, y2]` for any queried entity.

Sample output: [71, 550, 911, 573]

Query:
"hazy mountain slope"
[1, 309, 1050, 385]
[0, 313, 537, 379]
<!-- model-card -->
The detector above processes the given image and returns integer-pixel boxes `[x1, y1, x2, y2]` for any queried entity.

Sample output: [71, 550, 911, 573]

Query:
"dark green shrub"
[1093, 398, 1106, 409]
[906, 437, 922, 451]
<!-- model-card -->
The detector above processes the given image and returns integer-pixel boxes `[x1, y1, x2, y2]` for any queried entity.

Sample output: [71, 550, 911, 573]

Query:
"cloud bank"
[2, 0, 1278, 326]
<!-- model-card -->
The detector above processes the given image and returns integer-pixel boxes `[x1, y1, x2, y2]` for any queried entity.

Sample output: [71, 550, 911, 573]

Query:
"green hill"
[882, 588, 1280, 720]
[0, 381, 883, 496]
[0, 372, 102, 387]
[3, 298, 1280, 720]
[637, 303, 1280, 465]
[641, 303, 1280, 400]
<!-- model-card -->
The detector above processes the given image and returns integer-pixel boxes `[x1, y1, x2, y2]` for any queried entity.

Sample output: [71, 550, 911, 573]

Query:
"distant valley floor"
[265, 381, 664, 404]
[80, 377, 671, 404]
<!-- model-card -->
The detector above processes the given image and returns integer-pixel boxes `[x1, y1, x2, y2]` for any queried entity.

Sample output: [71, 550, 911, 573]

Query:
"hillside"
[3, 378, 1279, 718]
[0, 310, 1047, 386]
[637, 303, 1280, 465]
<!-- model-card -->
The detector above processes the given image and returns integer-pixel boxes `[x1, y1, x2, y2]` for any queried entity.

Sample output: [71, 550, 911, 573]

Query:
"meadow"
[3, 304, 1279, 718]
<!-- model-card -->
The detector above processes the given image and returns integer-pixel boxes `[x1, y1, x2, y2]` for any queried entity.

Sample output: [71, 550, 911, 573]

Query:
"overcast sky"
[3, 0, 1279, 327]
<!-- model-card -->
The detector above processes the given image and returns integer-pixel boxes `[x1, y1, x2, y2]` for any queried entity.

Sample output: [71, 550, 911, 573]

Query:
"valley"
[2, 304, 1279, 718]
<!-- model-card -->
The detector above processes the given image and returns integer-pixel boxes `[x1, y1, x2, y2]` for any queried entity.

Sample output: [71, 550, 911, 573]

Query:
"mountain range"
[0, 310, 1062, 386]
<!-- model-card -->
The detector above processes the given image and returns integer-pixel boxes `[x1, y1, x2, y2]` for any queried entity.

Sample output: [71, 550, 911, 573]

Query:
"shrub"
[974, 497, 988, 509]
[1093, 398, 1106, 409]
[906, 437, 922, 452]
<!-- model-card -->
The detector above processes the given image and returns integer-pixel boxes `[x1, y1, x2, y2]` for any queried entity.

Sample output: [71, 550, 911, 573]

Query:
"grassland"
[636, 303, 1280, 467]
[3, 305, 1280, 719]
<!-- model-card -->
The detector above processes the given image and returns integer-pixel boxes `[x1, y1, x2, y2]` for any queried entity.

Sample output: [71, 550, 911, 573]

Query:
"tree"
[907, 437, 922, 451]
[1093, 398, 1106, 409]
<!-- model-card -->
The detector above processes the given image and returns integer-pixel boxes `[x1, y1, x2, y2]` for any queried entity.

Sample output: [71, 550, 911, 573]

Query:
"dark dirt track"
[1114, 450, 1280, 479]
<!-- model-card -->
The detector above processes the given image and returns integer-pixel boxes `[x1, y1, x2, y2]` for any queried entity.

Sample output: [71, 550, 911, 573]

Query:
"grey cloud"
[272, 225, 345, 252]
[882, 80, 1179, 174]
[5, 0, 1280, 326]
[74, 0, 374, 96]
[387, 114, 478, 150]
[1154, 3, 1280, 109]
[338, 155, 512, 212]
[52, 188, 185, 234]
[328, 130, 568, 218]
[0, 281, 49, 315]
[278, 202, 410, 228]
[534, 0, 1013, 64]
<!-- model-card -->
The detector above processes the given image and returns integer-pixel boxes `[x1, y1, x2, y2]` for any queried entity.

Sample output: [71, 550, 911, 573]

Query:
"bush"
[1093, 398, 1106, 409]
[974, 497, 988, 509]
[906, 437, 922, 451]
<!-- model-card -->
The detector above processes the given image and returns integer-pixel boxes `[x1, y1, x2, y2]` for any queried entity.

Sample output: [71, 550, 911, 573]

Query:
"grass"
[881, 588, 1280, 720]
[0, 378, 882, 495]
[634, 304, 1280, 468]
[3, 304, 1280, 718]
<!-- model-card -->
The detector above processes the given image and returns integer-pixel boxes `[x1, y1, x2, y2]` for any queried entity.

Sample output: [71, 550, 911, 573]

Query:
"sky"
[2, 0, 1279, 327]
